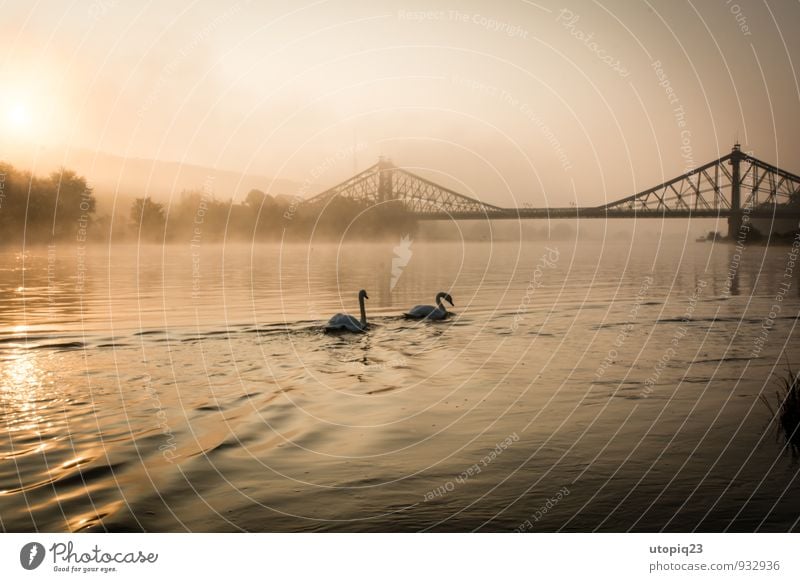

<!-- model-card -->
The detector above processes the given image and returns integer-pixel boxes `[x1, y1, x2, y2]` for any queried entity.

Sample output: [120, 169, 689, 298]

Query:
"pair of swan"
[325, 290, 454, 332]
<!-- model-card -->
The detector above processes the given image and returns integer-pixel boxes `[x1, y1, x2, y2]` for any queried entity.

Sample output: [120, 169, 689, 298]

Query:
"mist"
[2, 0, 799, 214]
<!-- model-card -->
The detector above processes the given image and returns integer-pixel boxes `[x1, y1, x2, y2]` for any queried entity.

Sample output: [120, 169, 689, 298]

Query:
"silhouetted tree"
[244, 189, 267, 210]
[0, 163, 96, 246]
[130, 197, 166, 241]
[50, 169, 96, 239]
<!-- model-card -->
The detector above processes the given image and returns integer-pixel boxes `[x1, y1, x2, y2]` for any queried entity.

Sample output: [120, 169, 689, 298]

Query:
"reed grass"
[760, 360, 800, 454]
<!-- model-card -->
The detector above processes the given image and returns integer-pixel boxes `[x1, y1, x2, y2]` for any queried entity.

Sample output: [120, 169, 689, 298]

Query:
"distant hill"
[2, 143, 318, 214]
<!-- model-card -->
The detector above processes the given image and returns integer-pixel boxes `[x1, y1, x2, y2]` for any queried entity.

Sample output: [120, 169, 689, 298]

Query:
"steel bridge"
[303, 145, 800, 233]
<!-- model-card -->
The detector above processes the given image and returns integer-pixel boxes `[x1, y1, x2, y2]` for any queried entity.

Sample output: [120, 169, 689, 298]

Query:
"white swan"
[405, 292, 454, 320]
[325, 289, 369, 332]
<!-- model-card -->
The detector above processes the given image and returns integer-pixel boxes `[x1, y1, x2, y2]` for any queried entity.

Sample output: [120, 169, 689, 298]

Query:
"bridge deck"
[415, 207, 800, 220]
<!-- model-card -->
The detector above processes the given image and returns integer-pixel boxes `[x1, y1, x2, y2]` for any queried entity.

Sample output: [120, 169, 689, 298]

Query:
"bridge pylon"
[377, 157, 394, 203]
[728, 143, 744, 237]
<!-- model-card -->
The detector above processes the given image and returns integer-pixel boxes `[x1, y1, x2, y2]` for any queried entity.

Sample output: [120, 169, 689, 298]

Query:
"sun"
[1, 98, 42, 141]
[6, 102, 32, 131]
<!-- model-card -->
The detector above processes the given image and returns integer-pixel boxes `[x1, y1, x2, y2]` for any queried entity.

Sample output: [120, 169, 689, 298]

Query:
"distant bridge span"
[303, 145, 800, 233]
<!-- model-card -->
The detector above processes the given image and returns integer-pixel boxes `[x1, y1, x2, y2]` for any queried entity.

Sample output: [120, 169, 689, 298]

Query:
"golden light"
[1, 93, 45, 142]
[6, 102, 32, 132]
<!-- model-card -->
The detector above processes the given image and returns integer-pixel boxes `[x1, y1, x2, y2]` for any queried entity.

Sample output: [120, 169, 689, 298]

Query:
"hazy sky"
[1, 0, 798, 206]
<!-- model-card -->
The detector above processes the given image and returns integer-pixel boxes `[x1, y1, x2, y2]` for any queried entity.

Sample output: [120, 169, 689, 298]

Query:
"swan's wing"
[327, 313, 348, 327]
[406, 305, 451, 320]
[325, 314, 364, 332]
[427, 309, 447, 320]
[405, 304, 435, 318]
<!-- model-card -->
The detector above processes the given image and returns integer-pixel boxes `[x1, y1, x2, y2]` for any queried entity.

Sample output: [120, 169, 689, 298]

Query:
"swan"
[325, 289, 369, 332]
[405, 292, 454, 320]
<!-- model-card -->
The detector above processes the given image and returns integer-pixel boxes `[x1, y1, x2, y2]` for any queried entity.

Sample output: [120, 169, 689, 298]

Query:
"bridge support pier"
[727, 211, 743, 239]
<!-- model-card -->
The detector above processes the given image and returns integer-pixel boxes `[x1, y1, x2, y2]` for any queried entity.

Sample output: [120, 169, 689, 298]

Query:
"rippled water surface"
[1, 236, 799, 532]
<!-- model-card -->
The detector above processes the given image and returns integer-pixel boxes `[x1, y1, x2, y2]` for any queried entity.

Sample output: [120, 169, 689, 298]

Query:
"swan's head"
[358, 289, 369, 300]
[437, 292, 454, 306]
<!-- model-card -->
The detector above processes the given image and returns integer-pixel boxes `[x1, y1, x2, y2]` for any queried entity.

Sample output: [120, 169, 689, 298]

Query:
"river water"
[1, 234, 799, 532]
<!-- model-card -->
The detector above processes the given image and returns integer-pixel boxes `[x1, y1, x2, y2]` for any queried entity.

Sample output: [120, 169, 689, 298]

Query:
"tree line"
[0, 162, 96, 244]
[0, 162, 417, 246]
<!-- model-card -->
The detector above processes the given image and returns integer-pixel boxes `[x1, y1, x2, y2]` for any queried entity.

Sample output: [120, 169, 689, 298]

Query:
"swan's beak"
[365, 294, 369, 300]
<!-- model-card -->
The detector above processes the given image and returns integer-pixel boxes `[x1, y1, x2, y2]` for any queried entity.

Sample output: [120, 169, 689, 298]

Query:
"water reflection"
[0, 240, 798, 532]
[0, 247, 96, 333]
[1, 350, 48, 435]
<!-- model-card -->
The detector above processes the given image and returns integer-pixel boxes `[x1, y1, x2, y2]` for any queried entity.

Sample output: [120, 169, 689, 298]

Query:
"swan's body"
[326, 290, 369, 332]
[326, 313, 364, 331]
[405, 292, 454, 320]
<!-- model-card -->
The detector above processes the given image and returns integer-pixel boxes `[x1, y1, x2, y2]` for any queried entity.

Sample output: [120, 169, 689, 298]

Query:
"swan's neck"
[436, 295, 446, 313]
[359, 296, 367, 325]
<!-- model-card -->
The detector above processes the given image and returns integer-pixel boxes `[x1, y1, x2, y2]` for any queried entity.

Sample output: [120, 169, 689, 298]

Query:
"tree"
[0, 164, 97, 246]
[49, 168, 96, 240]
[244, 189, 267, 210]
[130, 197, 165, 240]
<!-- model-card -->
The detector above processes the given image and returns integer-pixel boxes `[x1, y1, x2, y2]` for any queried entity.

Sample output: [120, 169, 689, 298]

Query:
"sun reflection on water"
[1, 349, 49, 435]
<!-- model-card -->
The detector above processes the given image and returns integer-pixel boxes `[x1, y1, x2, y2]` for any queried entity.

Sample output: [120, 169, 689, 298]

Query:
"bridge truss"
[303, 159, 503, 216]
[600, 144, 800, 218]
[302, 146, 800, 224]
